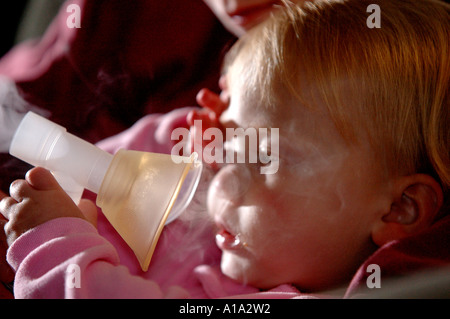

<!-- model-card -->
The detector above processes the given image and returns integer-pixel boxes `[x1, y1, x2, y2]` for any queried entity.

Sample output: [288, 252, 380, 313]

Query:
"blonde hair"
[225, 0, 450, 214]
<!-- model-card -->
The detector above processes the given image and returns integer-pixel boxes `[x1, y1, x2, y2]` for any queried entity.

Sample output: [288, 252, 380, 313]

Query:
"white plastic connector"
[9, 112, 113, 203]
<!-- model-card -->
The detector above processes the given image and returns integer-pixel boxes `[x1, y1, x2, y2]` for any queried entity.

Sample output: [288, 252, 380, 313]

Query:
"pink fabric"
[345, 215, 450, 297]
[0, 0, 234, 143]
[6, 108, 450, 298]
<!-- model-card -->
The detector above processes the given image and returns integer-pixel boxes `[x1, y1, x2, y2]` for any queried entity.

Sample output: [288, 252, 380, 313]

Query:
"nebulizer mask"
[9, 112, 202, 271]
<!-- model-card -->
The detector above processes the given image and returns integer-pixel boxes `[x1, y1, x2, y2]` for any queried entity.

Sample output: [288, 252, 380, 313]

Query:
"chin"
[220, 251, 273, 288]
[220, 251, 252, 284]
[220, 252, 294, 290]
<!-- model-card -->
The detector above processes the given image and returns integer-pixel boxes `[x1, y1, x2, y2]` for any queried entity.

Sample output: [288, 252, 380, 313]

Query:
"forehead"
[223, 70, 286, 127]
[221, 79, 352, 163]
[225, 75, 327, 130]
[223, 38, 353, 149]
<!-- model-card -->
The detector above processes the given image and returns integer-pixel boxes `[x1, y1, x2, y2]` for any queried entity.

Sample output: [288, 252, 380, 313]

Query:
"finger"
[0, 192, 13, 221]
[196, 88, 226, 114]
[8, 179, 31, 203]
[187, 109, 205, 125]
[191, 108, 220, 128]
[77, 199, 98, 228]
[186, 109, 196, 127]
[196, 88, 228, 115]
[0, 197, 17, 221]
[25, 167, 60, 191]
[187, 109, 215, 130]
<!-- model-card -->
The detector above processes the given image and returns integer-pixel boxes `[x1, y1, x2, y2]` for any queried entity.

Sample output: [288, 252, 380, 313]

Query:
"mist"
[0, 76, 50, 153]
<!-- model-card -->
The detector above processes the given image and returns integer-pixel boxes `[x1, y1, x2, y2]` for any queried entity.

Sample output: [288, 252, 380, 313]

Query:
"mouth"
[215, 223, 246, 251]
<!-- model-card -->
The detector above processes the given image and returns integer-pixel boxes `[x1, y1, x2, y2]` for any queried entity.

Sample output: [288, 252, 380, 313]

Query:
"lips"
[211, 195, 246, 251]
[215, 225, 244, 251]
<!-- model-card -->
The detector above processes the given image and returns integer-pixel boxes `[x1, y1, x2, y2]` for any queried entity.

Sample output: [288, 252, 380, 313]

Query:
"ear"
[371, 174, 443, 246]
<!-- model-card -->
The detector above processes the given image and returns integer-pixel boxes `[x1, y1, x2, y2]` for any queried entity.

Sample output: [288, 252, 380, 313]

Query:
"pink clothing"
[6, 108, 450, 299]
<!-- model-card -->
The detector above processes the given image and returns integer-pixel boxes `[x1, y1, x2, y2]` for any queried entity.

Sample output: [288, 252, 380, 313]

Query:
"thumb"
[196, 88, 227, 115]
[78, 199, 98, 227]
[25, 167, 60, 191]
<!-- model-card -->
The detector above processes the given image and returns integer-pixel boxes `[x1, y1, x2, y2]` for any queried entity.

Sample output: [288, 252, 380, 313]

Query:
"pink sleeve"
[7, 217, 190, 299]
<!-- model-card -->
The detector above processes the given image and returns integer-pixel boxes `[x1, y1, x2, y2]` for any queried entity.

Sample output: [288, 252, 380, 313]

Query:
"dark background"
[1, 0, 64, 58]
[0, 2, 29, 57]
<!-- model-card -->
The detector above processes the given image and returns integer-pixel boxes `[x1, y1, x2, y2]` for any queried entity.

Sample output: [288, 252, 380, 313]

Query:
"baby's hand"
[0, 167, 97, 246]
[188, 87, 228, 171]
[188, 88, 227, 128]
[189, 74, 229, 127]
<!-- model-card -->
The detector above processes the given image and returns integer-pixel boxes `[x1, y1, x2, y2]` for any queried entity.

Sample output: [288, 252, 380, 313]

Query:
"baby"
[1, 0, 449, 298]
[206, 0, 450, 292]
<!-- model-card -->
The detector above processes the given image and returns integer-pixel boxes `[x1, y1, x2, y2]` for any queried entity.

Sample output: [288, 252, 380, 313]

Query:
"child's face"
[207, 79, 389, 291]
